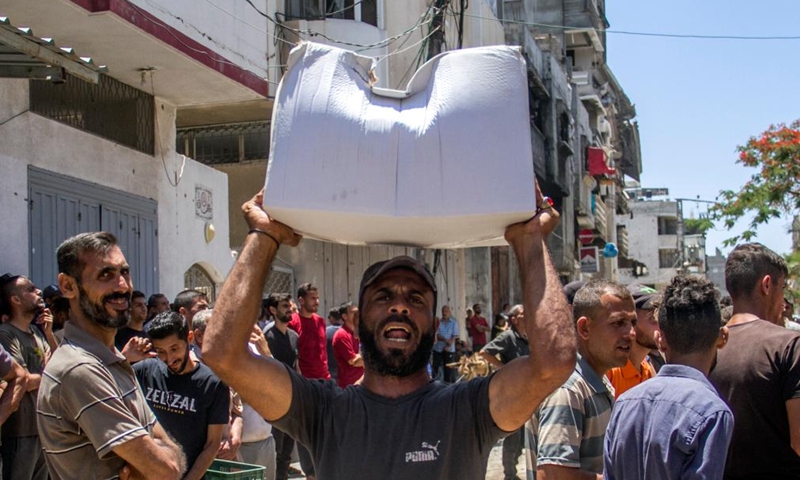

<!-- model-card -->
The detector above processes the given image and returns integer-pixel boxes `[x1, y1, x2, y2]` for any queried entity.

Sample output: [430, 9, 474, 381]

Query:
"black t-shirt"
[134, 358, 230, 468]
[272, 366, 506, 480]
[114, 327, 148, 351]
[709, 320, 800, 479]
[265, 324, 299, 368]
[482, 329, 529, 365]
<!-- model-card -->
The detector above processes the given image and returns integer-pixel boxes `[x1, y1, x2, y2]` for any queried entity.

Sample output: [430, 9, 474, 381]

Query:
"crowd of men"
[0, 187, 796, 480]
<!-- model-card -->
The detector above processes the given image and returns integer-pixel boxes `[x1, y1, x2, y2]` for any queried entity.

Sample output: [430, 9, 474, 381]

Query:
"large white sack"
[264, 42, 536, 248]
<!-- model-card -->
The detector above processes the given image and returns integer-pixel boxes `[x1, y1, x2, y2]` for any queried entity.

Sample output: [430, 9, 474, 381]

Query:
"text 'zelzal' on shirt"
[144, 387, 198, 413]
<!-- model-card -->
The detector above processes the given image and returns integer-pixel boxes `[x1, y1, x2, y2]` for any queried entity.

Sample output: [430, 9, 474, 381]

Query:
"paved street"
[485, 439, 527, 480]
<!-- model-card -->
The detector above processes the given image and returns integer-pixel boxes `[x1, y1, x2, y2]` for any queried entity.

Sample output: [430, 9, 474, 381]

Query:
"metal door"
[28, 166, 159, 295]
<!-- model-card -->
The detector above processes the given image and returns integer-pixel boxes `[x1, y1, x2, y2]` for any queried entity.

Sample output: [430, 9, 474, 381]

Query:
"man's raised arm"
[203, 190, 301, 422]
[488, 187, 577, 432]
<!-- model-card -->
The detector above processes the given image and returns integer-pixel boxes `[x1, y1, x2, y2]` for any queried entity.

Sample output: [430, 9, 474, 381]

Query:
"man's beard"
[167, 348, 191, 374]
[635, 330, 658, 350]
[78, 284, 131, 329]
[359, 314, 435, 378]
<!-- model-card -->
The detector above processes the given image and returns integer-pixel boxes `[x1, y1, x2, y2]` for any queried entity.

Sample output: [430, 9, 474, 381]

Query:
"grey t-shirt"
[272, 367, 506, 480]
[0, 322, 50, 437]
[482, 329, 529, 365]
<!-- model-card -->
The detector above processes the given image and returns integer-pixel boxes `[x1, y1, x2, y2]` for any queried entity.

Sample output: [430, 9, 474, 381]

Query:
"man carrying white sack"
[203, 186, 576, 480]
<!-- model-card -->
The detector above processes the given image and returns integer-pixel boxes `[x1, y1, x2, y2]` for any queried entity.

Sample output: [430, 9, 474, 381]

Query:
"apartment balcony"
[593, 193, 608, 242]
[617, 120, 642, 181]
[575, 174, 594, 219]
[616, 225, 629, 258]
[531, 124, 547, 176]
[522, 28, 549, 98]
[616, 187, 630, 215]
[564, 0, 608, 53]
[1, 0, 269, 106]
[658, 234, 678, 249]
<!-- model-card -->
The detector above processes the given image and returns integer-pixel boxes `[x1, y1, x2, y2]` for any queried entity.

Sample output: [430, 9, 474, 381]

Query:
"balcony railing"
[593, 193, 608, 241]
[617, 225, 629, 257]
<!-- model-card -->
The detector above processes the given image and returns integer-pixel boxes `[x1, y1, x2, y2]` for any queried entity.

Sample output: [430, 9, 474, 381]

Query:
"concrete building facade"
[616, 193, 711, 290]
[0, 0, 273, 300]
[1, 0, 643, 337]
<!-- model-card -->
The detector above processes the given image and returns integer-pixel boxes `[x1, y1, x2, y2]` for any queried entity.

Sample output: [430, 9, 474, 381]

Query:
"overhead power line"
[463, 13, 800, 41]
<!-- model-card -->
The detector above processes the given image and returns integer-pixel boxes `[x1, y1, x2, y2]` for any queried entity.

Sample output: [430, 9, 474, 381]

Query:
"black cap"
[358, 256, 437, 314]
[563, 280, 586, 306]
[43, 284, 62, 300]
[627, 284, 661, 310]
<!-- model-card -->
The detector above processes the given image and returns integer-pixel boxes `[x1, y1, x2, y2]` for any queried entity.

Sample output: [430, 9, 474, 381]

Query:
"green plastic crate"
[205, 459, 265, 480]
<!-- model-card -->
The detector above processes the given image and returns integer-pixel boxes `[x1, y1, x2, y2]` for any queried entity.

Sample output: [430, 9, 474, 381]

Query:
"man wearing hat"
[607, 284, 661, 397]
[42, 284, 62, 310]
[203, 188, 577, 480]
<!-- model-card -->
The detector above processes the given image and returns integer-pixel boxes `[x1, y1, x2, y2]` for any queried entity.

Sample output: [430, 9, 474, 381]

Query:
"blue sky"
[605, 1, 799, 256]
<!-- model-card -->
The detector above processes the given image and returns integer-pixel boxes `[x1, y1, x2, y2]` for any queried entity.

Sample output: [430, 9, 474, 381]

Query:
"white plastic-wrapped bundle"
[264, 42, 535, 248]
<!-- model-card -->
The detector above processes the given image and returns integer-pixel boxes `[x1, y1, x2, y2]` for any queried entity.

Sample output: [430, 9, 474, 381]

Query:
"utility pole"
[427, 0, 447, 60]
[675, 197, 715, 274]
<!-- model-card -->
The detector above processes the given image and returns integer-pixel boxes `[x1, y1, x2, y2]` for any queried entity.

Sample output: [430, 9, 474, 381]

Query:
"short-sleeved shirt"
[434, 317, 459, 353]
[332, 324, 363, 388]
[265, 323, 299, 368]
[325, 324, 341, 381]
[468, 316, 489, 347]
[606, 358, 655, 399]
[289, 313, 330, 380]
[134, 358, 230, 468]
[604, 364, 733, 480]
[113, 326, 148, 352]
[37, 322, 156, 480]
[272, 366, 506, 480]
[527, 355, 614, 475]
[481, 328, 529, 364]
[0, 344, 14, 379]
[0, 322, 51, 437]
[0, 344, 14, 441]
[709, 320, 800, 479]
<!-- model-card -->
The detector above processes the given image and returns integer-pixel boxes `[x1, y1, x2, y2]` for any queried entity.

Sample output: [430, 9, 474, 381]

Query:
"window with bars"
[264, 266, 294, 297]
[657, 216, 678, 235]
[659, 249, 680, 269]
[184, 263, 217, 304]
[285, 0, 377, 27]
[176, 121, 270, 165]
[29, 74, 154, 155]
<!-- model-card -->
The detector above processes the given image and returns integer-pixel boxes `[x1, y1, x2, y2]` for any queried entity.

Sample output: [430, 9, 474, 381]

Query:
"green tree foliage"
[787, 251, 800, 307]
[684, 217, 714, 236]
[711, 120, 800, 246]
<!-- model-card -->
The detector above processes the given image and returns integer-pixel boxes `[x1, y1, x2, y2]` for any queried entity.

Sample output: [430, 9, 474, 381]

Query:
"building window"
[29, 74, 154, 155]
[285, 0, 378, 27]
[176, 121, 270, 165]
[659, 249, 679, 269]
[264, 266, 295, 297]
[184, 264, 216, 304]
[657, 216, 678, 235]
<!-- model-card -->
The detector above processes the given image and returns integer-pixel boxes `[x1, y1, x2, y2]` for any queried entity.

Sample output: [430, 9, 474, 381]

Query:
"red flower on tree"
[712, 119, 800, 246]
